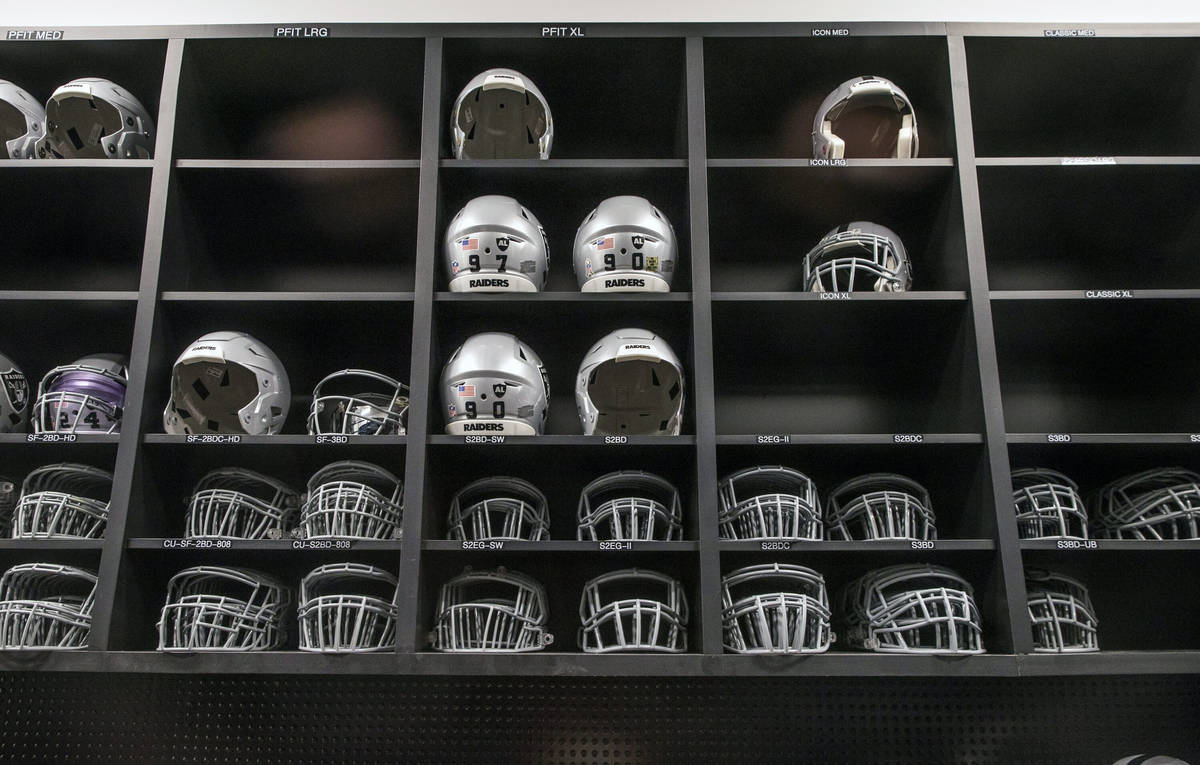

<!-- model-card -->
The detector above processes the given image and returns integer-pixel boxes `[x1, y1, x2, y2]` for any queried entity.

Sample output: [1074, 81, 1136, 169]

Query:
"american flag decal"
[456, 384, 476, 397]
[459, 238, 479, 250]
[593, 237, 614, 250]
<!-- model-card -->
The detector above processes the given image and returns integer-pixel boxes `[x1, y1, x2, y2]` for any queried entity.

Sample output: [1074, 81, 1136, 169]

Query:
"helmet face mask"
[157, 566, 293, 652]
[297, 563, 398, 653]
[1011, 468, 1089, 540]
[34, 354, 128, 435]
[0, 563, 97, 650]
[718, 465, 821, 540]
[446, 476, 550, 541]
[812, 75, 918, 159]
[825, 473, 935, 541]
[307, 369, 409, 436]
[13, 463, 112, 539]
[0, 80, 46, 159]
[578, 568, 689, 653]
[185, 468, 299, 540]
[575, 329, 684, 436]
[432, 567, 552, 652]
[441, 332, 549, 436]
[721, 563, 833, 654]
[300, 461, 403, 540]
[450, 68, 552, 160]
[576, 470, 682, 542]
[1025, 569, 1099, 653]
[38, 78, 155, 159]
[803, 222, 911, 293]
[841, 564, 984, 654]
[444, 196, 549, 292]
[1092, 467, 1200, 540]
[163, 332, 290, 436]
[572, 196, 678, 293]
[0, 351, 30, 433]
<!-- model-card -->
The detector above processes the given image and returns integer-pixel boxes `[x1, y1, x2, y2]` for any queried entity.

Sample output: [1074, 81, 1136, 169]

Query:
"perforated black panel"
[0, 674, 1196, 763]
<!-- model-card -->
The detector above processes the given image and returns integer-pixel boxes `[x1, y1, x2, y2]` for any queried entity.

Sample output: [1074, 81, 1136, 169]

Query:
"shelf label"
[819, 292, 852, 300]
[291, 539, 355, 550]
[1061, 156, 1115, 165]
[275, 26, 328, 37]
[809, 159, 848, 167]
[756, 435, 791, 444]
[910, 540, 936, 550]
[1044, 29, 1096, 37]
[6, 29, 64, 40]
[464, 435, 505, 444]
[1056, 539, 1098, 550]
[760, 541, 792, 551]
[186, 434, 242, 444]
[599, 541, 633, 551]
[26, 433, 78, 443]
[461, 540, 505, 550]
[541, 26, 586, 37]
[314, 435, 349, 445]
[1190, 435, 1200, 443]
[162, 539, 233, 549]
[604, 436, 628, 445]
[1084, 289, 1133, 298]
[893, 434, 925, 443]
[811, 28, 850, 36]
[1046, 433, 1072, 443]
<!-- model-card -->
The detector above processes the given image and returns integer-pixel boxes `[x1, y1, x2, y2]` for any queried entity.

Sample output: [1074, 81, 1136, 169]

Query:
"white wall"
[4, 0, 1199, 27]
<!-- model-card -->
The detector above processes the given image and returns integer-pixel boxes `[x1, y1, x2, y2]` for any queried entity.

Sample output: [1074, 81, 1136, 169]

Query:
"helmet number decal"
[602, 252, 644, 271]
[462, 400, 505, 419]
[468, 253, 507, 272]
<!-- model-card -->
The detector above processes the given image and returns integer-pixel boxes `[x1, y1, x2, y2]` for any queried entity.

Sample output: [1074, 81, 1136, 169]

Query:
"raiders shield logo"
[2, 370, 28, 412]
[631, 235, 645, 249]
[496, 237, 510, 252]
[492, 383, 507, 398]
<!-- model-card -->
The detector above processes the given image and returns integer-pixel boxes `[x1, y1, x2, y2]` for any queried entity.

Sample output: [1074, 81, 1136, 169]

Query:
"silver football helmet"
[185, 467, 299, 540]
[431, 567, 553, 652]
[825, 473, 935, 541]
[450, 68, 552, 160]
[721, 563, 834, 654]
[718, 465, 821, 540]
[1025, 569, 1098, 654]
[576, 470, 682, 541]
[0, 80, 45, 159]
[0, 351, 30, 433]
[444, 195, 549, 292]
[38, 78, 155, 159]
[299, 461, 403, 540]
[812, 75, 918, 159]
[297, 563, 399, 653]
[163, 331, 290, 436]
[0, 563, 96, 650]
[33, 354, 128, 434]
[1092, 467, 1200, 540]
[441, 332, 549, 436]
[157, 566, 293, 652]
[307, 368, 409, 436]
[572, 196, 678, 293]
[1012, 468, 1089, 540]
[579, 568, 688, 653]
[575, 328, 684, 436]
[12, 463, 111, 539]
[446, 476, 550, 541]
[804, 222, 911, 293]
[841, 564, 984, 654]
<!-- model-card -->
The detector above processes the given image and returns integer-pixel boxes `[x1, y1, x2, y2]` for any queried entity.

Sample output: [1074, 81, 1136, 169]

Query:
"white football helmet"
[157, 566, 293, 652]
[803, 222, 911, 293]
[578, 568, 688, 653]
[1025, 569, 1099, 654]
[718, 465, 821, 540]
[0, 563, 96, 650]
[825, 473, 935, 541]
[431, 567, 553, 652]
[721, 563, 834, 654]
[441, 332, 549, 436]
[307, 368, 409, 436]
[450, 68, 552, 160]
[297, 563, 398, 653]
[1011, 468, 1088, 540]
[812, 75, 918, 159]
[38, 78, 155, 159]
[575, 328, 684, 436]
[443, 196, 549, 292]
[163, 332, 290, 436]
[446, 476, 550, 541]
[0, 351, 30, 433]
[0, 80, 46, 159]
[34, 354, 128, 434]
[840, 564, 984, 655]
[185, 467, 299, 540]
[12, 463, 111, 539]
[572, 196, 678, 293]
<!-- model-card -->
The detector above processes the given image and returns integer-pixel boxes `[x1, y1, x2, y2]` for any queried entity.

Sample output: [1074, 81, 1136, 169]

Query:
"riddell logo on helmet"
[463, 422, 506, 432]
[470, 278, 509, 288]
[605, 278, 645, 288]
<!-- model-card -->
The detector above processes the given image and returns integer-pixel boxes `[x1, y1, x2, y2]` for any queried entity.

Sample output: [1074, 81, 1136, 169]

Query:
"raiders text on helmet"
[441, 332, 549, 436]
[575, 328, 684, 436]
[443, 196, 549, 292]
[163, 332, 290, 436]
[812, 75, 918, 159]
[450, 68, 552, 159]
[34, 354, 128, 434]
[0, 80, 46, 158]
[38, 78, 155, 159]
[0, 351, 30, 433]
[572, 196, 678, 293]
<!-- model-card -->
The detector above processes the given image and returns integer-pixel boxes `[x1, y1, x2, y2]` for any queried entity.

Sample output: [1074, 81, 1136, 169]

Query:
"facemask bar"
[843, 565, 984, 654]
[432, 568, 553, 652]
[185, 468, 299, 540]
[0, 563, 96, 650]
[577, 471, 682, 541]
[12, 463, 112, 539]
[721, 563, 833, 654]
[1025, 569, 1099, 653]
[804, 230, 909, 293]
[578, 569, 689, 653]
[157, 566, 293, 652]
[0, 477, 16, 529]
[33, 364, 126, 434]
[826, 473, 935, 541]
[1011, 468, 1089, 540]
[307, 369, 410, 436]
[1092, 467, 1200, 540]
[300, 461, 403, 540]
[718, 466, 821, 540]
[297, 563, 398, 653]
[446, 477, 550, 541]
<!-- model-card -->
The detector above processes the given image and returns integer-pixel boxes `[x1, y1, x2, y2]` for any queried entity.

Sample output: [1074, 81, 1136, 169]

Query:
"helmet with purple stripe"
[33, 354, 128, 434]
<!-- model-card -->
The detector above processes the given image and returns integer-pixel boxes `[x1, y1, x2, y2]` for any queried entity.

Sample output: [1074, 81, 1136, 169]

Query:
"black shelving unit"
[1, 20, 1198, 762]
